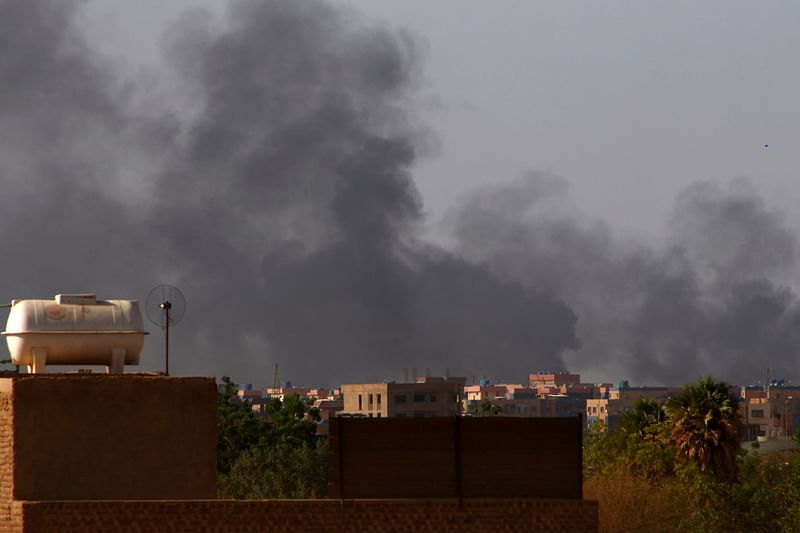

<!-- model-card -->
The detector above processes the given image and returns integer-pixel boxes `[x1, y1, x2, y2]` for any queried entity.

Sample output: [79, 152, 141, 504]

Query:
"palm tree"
[667, 376, 742, 481]
[620, 397, 667, 437]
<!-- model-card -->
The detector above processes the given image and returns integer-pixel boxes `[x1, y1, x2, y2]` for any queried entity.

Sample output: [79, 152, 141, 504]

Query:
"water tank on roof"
[2, 293, 147, 374]
[479, 378, 491, 387]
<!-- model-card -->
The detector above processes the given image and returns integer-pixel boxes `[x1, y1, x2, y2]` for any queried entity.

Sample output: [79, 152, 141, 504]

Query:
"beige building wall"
[742, 396, 800, 439]
[586, 398, 638, 426]
[341, 379, 464, 418]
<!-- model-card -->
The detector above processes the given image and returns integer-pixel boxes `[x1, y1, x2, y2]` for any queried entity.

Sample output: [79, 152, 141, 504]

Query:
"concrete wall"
[0, 375, 217, 501]
[4, 498, 598, 533]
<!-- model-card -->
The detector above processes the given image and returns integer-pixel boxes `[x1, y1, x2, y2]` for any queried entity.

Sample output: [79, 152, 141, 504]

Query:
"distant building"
[586, 385, 678, 428]
[463, 383, 588, 418]
[340, 377, 466, 418]
[740, 382, 800, 440]
[464, 384, 508, 403]
[264, 385, 328, 401]
[529, 371, 581, 389]
[237, 384, 263, 401]
[314, 398, 344, 436]
[237, 384, 267, 414]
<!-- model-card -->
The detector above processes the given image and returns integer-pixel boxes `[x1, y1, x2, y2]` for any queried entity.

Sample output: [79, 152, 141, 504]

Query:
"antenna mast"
[272, 362, 280, 389]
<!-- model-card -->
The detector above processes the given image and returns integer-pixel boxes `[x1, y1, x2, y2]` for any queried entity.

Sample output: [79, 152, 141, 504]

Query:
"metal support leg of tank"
[30, 348, 47, 374]
[108, 348, 125, 374]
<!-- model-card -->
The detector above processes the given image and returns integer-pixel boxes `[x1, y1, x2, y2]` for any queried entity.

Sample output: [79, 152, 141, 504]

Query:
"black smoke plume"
[449, 174, 800, 385]
[0, 0, 578, 385]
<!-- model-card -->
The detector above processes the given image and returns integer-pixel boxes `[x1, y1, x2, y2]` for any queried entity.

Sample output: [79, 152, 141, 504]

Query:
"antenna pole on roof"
[145, 285, 186, 378]
[162, 301, 171, 376]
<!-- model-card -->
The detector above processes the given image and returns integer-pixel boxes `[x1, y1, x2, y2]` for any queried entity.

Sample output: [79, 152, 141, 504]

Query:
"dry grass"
[584, 472, 685, 533]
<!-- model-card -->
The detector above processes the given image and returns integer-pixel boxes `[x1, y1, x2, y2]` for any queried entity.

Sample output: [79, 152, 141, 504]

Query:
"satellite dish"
[145, 285, 186, 376]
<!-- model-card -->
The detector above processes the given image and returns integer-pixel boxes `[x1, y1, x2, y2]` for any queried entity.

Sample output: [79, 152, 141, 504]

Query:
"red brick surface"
[11, 498, 598, 533]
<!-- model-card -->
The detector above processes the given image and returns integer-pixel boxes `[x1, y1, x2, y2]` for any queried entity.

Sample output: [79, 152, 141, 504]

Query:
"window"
[752, 409, 765, 418]
[377, 394, 382, 406]
[395, 394, 406, 404]
[358, 394, 362, 410]
[368, 394, 373, 408]
[376, 412, 382, 418]
[429, 394, 437, 402]
[413, 393, 425, 402]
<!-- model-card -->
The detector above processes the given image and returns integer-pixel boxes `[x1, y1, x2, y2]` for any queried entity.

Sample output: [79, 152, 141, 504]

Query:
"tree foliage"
[467, 398, 502, 416]
[216, 376, 327, 498]
[667, 376, 742, 481]
[584, 375, 800, 532]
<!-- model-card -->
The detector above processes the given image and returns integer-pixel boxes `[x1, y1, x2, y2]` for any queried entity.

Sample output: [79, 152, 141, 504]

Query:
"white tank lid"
[56, 294, 97, 305]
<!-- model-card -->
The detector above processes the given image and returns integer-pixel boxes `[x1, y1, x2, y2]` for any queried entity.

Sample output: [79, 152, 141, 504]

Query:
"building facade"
[340, 377, 466, 418]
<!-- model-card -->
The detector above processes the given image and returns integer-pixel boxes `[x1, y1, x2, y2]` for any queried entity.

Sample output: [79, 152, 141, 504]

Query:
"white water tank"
[2, 294, 147, 374]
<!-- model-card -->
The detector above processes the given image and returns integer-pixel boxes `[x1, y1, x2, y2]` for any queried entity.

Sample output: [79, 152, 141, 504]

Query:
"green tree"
[217, 376, 271, 475]
[264, 394, 318, 448]
[216, 377, 327, 498]
[474, 399, 502, 416]
[219, 440, 329, 499]
[667, 376, 742, 482]
[619, 397, 667, 437]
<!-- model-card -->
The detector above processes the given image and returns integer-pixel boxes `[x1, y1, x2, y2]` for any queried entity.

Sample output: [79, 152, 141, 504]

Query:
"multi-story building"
[340, 377, 466, 418]
[586, 385, 678, 428]
[740, 382, 800, 440]
[529, 371, 581, 389]
[463, 383, 589, 418]
[464, 384, 508, 403]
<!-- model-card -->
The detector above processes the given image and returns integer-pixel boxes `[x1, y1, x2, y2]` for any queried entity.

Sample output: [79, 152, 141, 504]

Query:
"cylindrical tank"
[2, 293, 146, 373]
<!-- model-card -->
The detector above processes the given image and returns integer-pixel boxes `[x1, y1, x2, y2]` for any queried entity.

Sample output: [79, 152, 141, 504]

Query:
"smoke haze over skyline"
[1, 0, 799, 387]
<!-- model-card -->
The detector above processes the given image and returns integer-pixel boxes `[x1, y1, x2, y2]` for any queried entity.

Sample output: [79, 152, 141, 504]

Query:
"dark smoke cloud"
[0, 0, 578, 385]
[449, 173, 800, 385]
[7, 0, 794, 387]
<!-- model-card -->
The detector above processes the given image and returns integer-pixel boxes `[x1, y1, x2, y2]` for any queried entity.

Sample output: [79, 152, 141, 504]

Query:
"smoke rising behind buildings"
[1, 0, 798, 386]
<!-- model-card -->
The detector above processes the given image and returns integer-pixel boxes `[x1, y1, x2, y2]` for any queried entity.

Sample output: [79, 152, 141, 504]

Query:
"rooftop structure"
[529, 371, 581, 388]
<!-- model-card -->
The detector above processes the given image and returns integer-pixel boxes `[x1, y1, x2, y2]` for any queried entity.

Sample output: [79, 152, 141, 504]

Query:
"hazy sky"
[5, 1, 800, 388]
[84, 0, 800, 238]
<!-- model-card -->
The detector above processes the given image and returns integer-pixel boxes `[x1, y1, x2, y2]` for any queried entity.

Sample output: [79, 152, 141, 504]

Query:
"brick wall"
[0, 376, 599, 532]
[0, 392, 13, 502]
[13, 498, 597, 533]
[1, 375, 216, 501]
